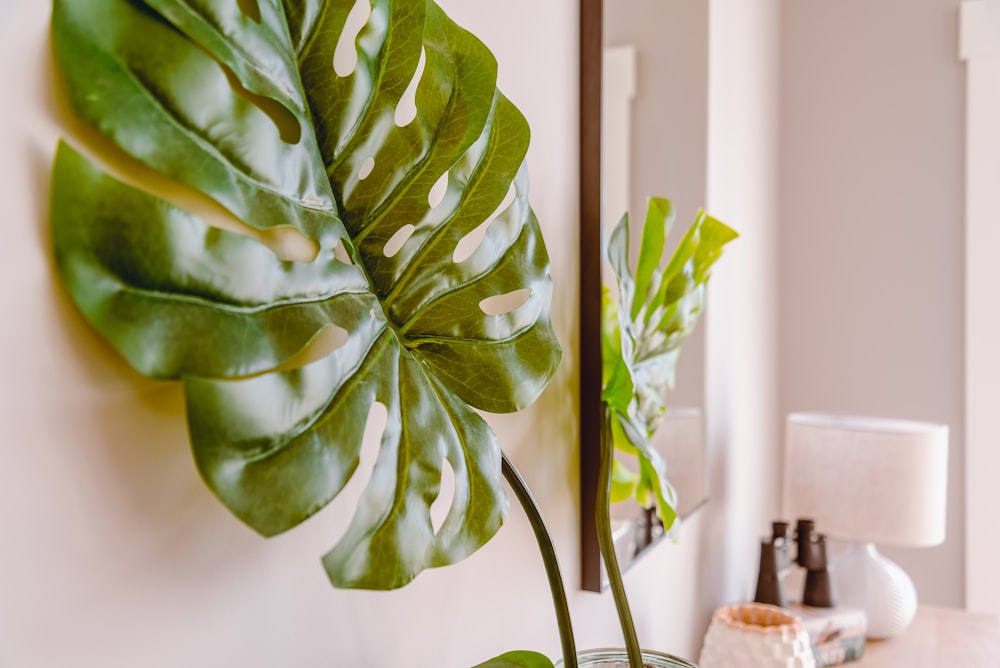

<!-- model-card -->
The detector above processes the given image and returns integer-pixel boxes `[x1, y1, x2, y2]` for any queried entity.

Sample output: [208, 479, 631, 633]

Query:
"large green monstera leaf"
[50, 0, 560, 591]
[602, 198, 735, 533]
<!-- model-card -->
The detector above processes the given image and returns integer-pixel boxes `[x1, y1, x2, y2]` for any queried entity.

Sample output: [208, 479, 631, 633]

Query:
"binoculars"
[754, 518, 834, 609]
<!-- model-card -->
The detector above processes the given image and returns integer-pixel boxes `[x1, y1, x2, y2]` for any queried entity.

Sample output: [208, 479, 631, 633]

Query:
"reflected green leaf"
[610, 458, 639, 504]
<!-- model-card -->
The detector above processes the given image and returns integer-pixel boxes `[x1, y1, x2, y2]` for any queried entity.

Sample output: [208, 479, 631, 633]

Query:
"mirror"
[579, 0, 711, 592]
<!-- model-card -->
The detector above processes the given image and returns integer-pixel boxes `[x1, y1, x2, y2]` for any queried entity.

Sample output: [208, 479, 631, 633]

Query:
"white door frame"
[962, 0, 1000, 616]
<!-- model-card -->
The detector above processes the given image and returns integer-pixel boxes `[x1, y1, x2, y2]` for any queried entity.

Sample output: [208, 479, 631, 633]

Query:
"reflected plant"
[598, 198, 737, 666]
[602, 199, 738, 535]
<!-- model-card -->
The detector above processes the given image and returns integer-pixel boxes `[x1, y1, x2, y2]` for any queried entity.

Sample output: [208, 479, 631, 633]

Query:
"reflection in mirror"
[580, 0, 711, 592]
[603, 408, 705, 588]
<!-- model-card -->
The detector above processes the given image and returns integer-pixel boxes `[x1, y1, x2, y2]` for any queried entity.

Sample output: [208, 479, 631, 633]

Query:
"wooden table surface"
[855, 605, 1000, 667]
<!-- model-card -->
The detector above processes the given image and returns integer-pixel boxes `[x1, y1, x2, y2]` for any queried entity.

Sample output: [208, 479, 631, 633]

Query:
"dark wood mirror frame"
[578, 0, 605, 593]
[579, 0, 711, 592]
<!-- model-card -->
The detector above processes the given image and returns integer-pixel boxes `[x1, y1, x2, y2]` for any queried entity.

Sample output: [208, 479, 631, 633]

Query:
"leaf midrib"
[110, 274, 370, 314]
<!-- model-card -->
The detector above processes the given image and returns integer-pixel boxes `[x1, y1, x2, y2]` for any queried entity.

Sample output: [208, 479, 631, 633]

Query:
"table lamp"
[782, 412, 949, 639]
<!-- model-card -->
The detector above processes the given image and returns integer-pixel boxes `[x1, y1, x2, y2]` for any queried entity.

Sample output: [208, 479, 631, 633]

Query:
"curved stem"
[502, 452, 578, 668]
[598, 405, 643, 667]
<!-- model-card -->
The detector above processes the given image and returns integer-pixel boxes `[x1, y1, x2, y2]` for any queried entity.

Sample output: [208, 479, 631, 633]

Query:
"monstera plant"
[48, 0, 735, 664]
[51, 0, 565, 665]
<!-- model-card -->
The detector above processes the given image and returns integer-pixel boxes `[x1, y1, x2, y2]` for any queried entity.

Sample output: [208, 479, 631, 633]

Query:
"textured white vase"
[699, 603, 816, 668]
[834, 542, 917, 639]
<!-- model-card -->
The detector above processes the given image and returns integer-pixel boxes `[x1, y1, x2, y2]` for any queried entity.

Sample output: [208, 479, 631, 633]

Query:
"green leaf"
[50, 145, 369, 380]
[472, 651, 555, 668]
[51, 0, 345, 248]
[635, 455, 677, 535]
[51, 0, 560, 590]
[631, 197, 673, 321]
[609, 414, 640, 456]
[601, 198, 735, 529]
[610, 458, 639, 504]
[644, 212, 738, 363]
[606, 211, 634, 324]
[600, 287, 632, 414]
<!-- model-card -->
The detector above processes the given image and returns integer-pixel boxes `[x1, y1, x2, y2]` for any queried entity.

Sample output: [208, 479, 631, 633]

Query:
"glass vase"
[556, 648, 699, 668]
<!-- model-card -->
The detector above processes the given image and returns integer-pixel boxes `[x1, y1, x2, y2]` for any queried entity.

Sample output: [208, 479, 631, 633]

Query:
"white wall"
[0, 2, 779, 667]
[778, 0, 966, 608]
[704, 0, 783, 612]
[963, 0, 1000, 616]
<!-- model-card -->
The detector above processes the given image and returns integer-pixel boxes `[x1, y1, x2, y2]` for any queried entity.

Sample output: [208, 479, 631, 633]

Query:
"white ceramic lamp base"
[835, 542, 917, 639]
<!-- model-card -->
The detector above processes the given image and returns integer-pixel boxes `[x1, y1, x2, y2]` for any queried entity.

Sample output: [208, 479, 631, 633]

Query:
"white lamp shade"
[783, 413, 948, 547]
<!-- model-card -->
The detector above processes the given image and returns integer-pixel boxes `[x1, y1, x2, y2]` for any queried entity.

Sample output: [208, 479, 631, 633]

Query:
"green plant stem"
[501, 452, 578, 668]
[598, 405, 643, 668]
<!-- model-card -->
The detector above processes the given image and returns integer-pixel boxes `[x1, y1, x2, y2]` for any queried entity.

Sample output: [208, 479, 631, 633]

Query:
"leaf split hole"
[480, 288, 532, 316]
[430, 459, 456, 536]
[66, 137, 254, 244]
[333, 0, 373, 77]
[428, 171, 449, 209]
[311, 324, 350, 357]
[383, 224, 415, 258]
[259, 226, 319, 262]
[394, 47, 426, 127]
[220, 66, 301, 145]
[453, 183, 517, 263]
[352, 399, 389, 504]
[274, 324, 350, 371]
[333, 239, 354, 265]
[236, 0, 262, 23]
[358, 156, 375, 180]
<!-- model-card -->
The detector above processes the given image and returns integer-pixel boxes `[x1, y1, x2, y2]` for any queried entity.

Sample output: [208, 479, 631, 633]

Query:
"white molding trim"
[962, 0, 1000, 616]
[601, 45, 637, 228]
[962, 0, 1000, 60]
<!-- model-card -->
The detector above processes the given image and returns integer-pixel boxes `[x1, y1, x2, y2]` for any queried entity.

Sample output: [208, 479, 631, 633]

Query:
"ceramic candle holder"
[699, 603, 816, 668]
